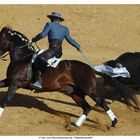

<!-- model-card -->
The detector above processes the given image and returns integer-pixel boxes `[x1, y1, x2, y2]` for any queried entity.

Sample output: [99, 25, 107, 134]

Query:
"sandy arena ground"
[0, 5, 140, 136]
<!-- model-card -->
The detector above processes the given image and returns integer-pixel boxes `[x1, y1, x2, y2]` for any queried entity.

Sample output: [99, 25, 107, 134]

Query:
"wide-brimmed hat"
[47, 12, 64, 21]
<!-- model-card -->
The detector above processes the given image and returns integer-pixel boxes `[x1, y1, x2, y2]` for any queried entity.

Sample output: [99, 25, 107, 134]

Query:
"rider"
[31, 12, 81, 88]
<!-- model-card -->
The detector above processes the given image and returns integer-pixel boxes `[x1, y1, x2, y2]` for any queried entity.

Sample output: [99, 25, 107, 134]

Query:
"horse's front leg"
[0, 79, 9, 88]
[0, 81, 18, 117]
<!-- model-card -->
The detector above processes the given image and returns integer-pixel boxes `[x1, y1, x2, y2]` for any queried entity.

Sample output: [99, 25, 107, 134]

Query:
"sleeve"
[65, 28, 80, 50]
[32, 23, 50, 42]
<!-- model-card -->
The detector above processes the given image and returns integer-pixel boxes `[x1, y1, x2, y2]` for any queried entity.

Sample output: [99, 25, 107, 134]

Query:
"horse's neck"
[9, 44, 34, 62]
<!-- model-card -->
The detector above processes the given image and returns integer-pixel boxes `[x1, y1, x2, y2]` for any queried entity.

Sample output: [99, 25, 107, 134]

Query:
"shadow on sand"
[0, 77, 135, 128]
[0, 91, 99, 126]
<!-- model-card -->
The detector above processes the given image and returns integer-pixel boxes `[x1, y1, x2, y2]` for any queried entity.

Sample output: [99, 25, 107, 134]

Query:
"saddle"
[32, 49, 62, 68]
[26, 49, 62, 81]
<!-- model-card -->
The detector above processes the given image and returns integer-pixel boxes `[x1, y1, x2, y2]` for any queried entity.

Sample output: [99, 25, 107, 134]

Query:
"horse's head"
[0, 26, 34, 61]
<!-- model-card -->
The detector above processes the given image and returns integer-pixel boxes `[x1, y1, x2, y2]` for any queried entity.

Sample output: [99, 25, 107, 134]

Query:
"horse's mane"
[0, 26, 35, 62]
[2, 26, 29, 43]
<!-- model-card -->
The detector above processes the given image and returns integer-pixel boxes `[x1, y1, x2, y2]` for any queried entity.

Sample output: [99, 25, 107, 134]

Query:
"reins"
[35, 42, 40, 50]
[16, 42, 36, 61]
[19, 42, 40, 50]
[16, 42, 40, 61]
[19, 42, 33, 49]
[0, 42, 35, 61]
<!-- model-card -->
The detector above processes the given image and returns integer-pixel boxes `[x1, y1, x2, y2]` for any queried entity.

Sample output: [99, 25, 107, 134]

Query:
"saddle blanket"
[32, 49, 62, 68]
[94, 64, 130, 78]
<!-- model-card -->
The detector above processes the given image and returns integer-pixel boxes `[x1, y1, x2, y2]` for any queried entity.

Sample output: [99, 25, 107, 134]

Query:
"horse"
[103, 52, 140, 111]
[0, 26, 117, 130]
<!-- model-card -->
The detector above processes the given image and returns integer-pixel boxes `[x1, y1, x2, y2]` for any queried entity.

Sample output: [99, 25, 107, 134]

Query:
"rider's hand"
[32, 37, 36, 43]
[77, 48, 81, 52]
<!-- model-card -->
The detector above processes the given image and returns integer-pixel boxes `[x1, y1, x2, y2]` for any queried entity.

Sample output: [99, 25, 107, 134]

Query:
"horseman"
[31, 12, 81, 88]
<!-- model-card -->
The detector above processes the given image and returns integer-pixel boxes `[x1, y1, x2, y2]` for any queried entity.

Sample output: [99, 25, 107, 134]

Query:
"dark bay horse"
[0, 27, 117, 129]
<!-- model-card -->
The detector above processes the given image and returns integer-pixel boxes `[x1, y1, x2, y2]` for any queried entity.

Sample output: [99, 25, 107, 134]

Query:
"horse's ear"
[0, 28, 5, 34]
[0, 26, 12, 33]
[0, 27, 7, 32]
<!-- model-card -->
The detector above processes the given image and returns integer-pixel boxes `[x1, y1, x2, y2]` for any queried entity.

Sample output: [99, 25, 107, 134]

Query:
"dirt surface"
[0, 5, 140, 136]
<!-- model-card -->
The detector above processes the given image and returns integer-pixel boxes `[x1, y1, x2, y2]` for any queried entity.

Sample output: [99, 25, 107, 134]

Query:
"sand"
[0, 5, 140, 135]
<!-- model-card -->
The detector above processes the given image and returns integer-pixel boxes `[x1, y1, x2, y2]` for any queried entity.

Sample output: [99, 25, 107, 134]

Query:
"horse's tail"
[97, 72, 139, 109]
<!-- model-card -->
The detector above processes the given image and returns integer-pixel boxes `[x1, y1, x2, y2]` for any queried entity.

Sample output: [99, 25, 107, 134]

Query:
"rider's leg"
[38, 47, 62, 64]
[32, 48, 62, 89]
[38, 49, 54, 64]
[31, 49, 54, 89]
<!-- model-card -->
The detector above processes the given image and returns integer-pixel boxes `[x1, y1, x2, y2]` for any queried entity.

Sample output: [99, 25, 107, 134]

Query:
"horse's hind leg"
[67, 92, 91, 129]
[89, 92, 117, 127]
[0, 81, 18, 117]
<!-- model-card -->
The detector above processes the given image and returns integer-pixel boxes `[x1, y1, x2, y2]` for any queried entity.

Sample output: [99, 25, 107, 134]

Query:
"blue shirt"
[34, 22, 80, 49]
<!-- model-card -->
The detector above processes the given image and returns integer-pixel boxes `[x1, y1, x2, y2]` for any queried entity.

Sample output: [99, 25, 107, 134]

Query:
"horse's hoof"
[107, 126, 115, 131]
[65, 122, 78, 131]
[111, 118, 118, 127]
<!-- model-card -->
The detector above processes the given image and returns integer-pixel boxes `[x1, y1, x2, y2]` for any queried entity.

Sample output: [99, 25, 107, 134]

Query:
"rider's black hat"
[47, 12, 64, 21]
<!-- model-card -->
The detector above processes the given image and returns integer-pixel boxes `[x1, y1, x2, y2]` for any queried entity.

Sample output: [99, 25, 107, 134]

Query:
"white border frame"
[0, 0, 140, 4]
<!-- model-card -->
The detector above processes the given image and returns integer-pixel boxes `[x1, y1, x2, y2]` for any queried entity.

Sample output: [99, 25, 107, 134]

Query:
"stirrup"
[31, 81, 42, 89]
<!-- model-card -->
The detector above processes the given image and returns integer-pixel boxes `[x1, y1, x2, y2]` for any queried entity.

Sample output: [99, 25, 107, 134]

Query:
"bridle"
[0, 41, 41, 61]
[19, 42, 32, 49]
[0, 28, 40, 61]
[19, 42, 40, 50]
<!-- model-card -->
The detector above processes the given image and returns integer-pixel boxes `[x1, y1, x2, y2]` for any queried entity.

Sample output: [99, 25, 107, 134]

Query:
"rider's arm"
[32, 23, 50, 42]
[65, 28, 80, 51]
